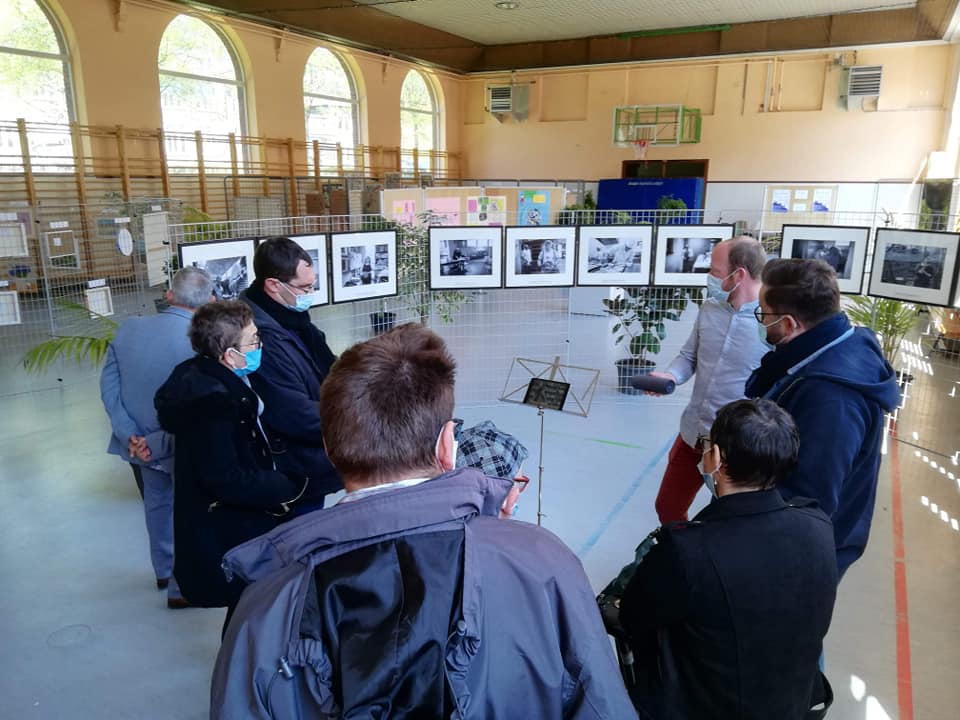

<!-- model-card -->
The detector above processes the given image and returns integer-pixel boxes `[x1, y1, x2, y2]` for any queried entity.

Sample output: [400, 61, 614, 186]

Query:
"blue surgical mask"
[281, 282, 313, 313]
[757, 316, 784, 346]
[230, 347, 262, 377]
[697, 457, 718, 498]
[706, 269, 740, 303]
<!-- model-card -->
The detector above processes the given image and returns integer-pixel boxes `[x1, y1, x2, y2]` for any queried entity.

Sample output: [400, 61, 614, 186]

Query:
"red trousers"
[654, 433, 704, 524]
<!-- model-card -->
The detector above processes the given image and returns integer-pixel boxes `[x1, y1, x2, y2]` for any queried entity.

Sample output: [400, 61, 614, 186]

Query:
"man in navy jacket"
[746, 259, 901, 577]
[241, 237, 341, 512]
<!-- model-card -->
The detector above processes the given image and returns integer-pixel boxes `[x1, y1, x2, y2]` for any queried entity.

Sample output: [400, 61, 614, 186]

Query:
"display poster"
[143, 212, 169, 287]
[812, 189, 833, 212]
[467, 195, 507, 226]
[771, 189, 791, 213]
[391, 200, 418, 225]
[518, 190, 551, 226]
[425, 196, 461, 225]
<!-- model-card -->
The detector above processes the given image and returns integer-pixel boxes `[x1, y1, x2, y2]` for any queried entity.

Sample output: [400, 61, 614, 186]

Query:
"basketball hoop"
[632, 139, 649, 160]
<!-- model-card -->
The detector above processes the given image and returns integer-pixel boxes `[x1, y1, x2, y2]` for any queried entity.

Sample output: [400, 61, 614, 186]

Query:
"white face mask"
[697, 453, 719, 498]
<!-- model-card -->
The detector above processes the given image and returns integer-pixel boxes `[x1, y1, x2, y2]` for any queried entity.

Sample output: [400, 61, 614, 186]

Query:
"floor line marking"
[544, 430, 649, 450]
[578, 434, 675, 557]
[890, 426, 914, 720]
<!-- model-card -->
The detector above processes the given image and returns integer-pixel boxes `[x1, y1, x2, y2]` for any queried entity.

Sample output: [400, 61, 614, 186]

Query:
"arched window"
[0, 0, 75, 169]
[400, 70, 438, 174]
[158, 15, 245, 169]
[303, 47, 358, 174]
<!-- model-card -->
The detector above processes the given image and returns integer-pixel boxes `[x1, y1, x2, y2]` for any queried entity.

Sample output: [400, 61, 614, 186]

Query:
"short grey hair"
[170, 266, 214, 309]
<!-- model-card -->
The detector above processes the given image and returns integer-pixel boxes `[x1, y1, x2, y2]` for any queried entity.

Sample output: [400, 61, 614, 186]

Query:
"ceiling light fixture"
[495, 2, 520, 9]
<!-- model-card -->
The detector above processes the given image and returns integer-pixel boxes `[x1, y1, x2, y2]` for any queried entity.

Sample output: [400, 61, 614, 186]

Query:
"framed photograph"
[868, 228, 960, 307]
[0, 290, 21, 326]
[178, 238, 255, 301]
[44, 229, 80, 270]
[429, 226, 503, 290]
[331, 230, 398, 304]
[85, 286, 114, 318]
[504, 226, 576, 288]
[781, 225, 869, 294]
[285, 233, 330, 307]
[653, 224, 734, 286]
[576, 225, 653, 286]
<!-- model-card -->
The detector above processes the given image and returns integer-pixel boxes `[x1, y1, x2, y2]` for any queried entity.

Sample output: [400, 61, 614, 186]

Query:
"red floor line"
[890, 426, 914, 720]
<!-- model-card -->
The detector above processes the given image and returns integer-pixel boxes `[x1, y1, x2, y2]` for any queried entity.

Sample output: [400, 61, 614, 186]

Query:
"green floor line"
[545, 430, 647, 450]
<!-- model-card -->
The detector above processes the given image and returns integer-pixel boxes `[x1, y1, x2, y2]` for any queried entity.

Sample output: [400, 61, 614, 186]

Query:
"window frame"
[302, 47, 360, 151]
[400, 69, 439, 156]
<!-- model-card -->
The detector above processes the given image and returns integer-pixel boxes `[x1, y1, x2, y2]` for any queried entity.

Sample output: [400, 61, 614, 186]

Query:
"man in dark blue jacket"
[241, 237, 341, 512]
[746, 259, 901, 577]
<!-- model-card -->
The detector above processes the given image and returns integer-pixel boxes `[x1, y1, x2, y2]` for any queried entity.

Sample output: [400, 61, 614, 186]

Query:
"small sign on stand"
[501, 356, 599, 526]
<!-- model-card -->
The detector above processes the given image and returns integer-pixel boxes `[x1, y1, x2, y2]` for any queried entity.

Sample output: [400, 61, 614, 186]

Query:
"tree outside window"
[0, 0, 74, 172]
[400, 70, 439, 175]
[303, 48, 358, 174]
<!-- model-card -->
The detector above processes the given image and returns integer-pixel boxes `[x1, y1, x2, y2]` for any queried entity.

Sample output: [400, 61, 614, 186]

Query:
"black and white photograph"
[284, 233, 329, 306]
[330, 230, 398, 303]
[653, 224, 735, 286]
[781, 225, 869, 294]
[576, 225, 652, 286]
[178, 238, 256, 301]
[429, 226, 503, 290]
[868, 228, 960, 307]
[504, 226, 576, 288]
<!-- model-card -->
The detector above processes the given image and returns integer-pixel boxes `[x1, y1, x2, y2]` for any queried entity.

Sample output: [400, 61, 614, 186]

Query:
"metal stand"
[537, 407, 546, 526]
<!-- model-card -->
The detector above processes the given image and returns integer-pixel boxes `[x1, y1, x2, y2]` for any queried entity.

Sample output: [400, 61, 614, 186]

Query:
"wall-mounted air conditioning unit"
[842, 65, 882, 110]
[487, 84, 529, 123]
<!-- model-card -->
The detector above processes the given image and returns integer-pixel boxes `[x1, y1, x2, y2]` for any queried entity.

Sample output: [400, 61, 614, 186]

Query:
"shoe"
[156, 577, 170, 591]
[167, 597, 191, 610]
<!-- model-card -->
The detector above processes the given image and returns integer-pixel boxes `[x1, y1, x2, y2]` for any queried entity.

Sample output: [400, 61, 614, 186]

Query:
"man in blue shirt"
[100, 267, 214, 607]
[648, 237, 769, 523]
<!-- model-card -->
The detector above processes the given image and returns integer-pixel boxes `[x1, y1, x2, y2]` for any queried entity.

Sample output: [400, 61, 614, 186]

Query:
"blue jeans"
[139, 465, 181, 599]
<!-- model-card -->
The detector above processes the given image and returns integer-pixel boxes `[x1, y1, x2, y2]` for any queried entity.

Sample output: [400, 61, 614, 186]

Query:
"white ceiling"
[363, 0, 917, 45]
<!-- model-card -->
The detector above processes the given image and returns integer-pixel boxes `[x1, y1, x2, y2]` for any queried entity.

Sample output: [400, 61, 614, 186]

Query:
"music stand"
[500, 356, 600, 526]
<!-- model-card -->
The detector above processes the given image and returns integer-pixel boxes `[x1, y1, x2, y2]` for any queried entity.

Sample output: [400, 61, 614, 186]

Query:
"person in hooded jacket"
[210, 324, 636, 720]
[155, 301, 307, 614]
[241, 237, 340, 515]
[746, 259, 901, 578]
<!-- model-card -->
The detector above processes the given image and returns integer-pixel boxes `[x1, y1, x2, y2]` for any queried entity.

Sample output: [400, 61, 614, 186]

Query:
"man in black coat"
[618, 399, 838, 720]
[241, 237, 341, 512]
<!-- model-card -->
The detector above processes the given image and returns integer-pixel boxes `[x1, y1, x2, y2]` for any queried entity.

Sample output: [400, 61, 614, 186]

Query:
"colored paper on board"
[467, 195, 507, 226]
[518, 190, 550, 226]
[425, 196, 461, 225]
[392, 200, 417, 225]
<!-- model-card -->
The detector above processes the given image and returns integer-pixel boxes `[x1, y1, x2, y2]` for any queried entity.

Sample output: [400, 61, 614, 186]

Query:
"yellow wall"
[34, 1, 960, 182]
[461, 45, 956, 182]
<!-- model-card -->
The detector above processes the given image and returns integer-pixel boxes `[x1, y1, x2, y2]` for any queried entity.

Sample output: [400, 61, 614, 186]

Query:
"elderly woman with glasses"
[155, 301, 307, 619]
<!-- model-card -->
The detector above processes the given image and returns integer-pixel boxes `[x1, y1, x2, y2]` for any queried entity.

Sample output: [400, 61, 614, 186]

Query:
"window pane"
[158, 15, 237, 81]
[400, 70, 433, 112]
[160, 74, 241, 135]
[304, 48, 352, 99]
[305, 98, 354, 147]
[0, 0, 60, 54]
[0, 52, 68, 122]
[400, 109, 433, 150]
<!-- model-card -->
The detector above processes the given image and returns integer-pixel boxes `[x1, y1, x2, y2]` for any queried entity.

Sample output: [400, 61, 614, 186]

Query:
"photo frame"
[576, 225, 653, 286]
[178, 238, 256, 302]
[781, 225, 870, 295]
[331, 230, 398, 303]
[0, 290, 21, 326]
[285, 233, 330, 307]
[85, 286, 114, 318]
[504, 226, 576, 288]
[44, 229, 80, 270]
[868, 228, 960, 307]
[429, 226, 503, 290]
[652, 224, 735, 287]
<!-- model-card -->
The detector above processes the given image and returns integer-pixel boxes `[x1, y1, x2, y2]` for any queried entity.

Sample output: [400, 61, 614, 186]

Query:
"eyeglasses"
[451, 418, 464, 442]
[514, 475, 530, 493]
[276, 279, 314, 295]
[237, 334, 262, 350]
[753, 306, 794, 325]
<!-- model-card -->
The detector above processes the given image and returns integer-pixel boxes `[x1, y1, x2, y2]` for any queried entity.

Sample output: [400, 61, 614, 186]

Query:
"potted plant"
[559, 190, 597, 225]
[602, 286, 694, 394]
[846, 295, 919, 382]
[23, 302, 118, 374]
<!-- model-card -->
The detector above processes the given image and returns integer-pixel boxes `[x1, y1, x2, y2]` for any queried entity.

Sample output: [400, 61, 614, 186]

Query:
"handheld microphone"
[630, 374, 676, 394]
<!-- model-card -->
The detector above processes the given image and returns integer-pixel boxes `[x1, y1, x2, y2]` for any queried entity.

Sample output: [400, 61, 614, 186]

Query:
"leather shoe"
[167, 597, 191, 610]
[156, 577, 170, 590]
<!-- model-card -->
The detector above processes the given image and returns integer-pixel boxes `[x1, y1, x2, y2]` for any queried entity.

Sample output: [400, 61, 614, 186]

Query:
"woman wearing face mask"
[615, 399, 838, 720]
[155, 301, 307, 619]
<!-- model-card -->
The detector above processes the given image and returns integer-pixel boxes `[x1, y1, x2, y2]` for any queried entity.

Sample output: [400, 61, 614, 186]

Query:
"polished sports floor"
[0, 296, 956, 719]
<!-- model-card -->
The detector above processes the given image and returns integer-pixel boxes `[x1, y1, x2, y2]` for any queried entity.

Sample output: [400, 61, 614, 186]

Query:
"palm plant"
[846, 295, 918, 365]
[23, 302, 118, 374]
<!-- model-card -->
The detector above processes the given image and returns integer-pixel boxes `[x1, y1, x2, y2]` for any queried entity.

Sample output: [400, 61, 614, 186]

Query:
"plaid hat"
[455, 420, 529, 479]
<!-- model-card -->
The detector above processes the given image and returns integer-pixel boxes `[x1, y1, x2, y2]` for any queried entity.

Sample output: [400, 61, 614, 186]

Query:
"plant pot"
[370, 312, 396, 335]
[615, 358, 656, 395]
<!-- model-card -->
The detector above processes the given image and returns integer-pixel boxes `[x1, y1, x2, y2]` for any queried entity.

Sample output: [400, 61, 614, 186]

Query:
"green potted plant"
[559, 190, 597, 225]
[846, 295, 919, 381]
[602, 287, 695, 394]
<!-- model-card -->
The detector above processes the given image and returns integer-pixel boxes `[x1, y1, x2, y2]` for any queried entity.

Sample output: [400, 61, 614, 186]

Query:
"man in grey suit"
[100, 267, 214, 608]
